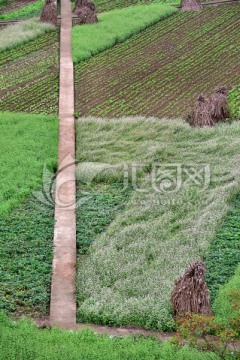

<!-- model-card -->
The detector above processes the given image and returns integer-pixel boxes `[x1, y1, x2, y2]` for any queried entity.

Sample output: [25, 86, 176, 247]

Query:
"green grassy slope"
[75, 5, 240, 119]
[76, 118, 240, 330]
[0, 112, 58, 215]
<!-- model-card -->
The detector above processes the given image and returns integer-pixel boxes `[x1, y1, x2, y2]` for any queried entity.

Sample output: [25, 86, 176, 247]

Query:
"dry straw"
[171, 260, 212, 317]
[40, 0, 57, 26]
[189, 86, 229, 127]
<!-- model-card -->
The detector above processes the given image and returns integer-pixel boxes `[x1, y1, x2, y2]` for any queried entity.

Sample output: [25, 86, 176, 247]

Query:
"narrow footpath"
[50, 0, 76, 329]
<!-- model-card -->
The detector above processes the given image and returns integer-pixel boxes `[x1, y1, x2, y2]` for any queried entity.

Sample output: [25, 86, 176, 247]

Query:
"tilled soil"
[0, 31, 59, 115]
[75, 5, 240, 119]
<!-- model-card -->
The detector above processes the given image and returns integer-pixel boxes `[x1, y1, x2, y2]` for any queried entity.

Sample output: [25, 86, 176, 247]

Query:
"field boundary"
[49, 0, 77, 329]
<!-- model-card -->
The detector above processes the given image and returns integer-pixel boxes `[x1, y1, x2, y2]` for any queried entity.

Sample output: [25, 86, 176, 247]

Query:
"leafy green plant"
[174, 314, 239, 360]
[0, 197, 54, 315]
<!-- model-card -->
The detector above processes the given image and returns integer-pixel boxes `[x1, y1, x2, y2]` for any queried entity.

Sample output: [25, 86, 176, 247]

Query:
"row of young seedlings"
[75, 6, 239, 118]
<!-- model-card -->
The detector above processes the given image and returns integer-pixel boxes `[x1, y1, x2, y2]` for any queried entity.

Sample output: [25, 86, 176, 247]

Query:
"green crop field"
[75, 5, 240, 119]
[72, 4, 178, 64]
[0, 31, 59, 115]
[0, 111, 58, 315]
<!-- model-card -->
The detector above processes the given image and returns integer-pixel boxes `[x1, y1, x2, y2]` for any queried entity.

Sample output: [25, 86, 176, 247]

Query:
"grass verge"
[72, 4, 178, 64]
[0, 313, 219, 360]
[0, 18, 55, 53]
[0, 112, 58, 216]
[0, 0, 43, 20]
[76, 117, 240, 331]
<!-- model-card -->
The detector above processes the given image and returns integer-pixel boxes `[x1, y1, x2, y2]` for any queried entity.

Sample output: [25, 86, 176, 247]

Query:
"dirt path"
[49, 0, 76, 329]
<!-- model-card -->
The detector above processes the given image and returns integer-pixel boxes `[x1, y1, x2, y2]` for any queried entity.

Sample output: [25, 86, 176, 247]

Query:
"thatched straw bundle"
[210, 86, 229, 123]
[188, 94, 215, 127]
[171, 260, 212, 317]
[40, 0, 57, 26]
[188, 86, 229, 127]
[74, 6, 98, 25]
[73, 0, 96, 13]
[181, 0, 203, 11]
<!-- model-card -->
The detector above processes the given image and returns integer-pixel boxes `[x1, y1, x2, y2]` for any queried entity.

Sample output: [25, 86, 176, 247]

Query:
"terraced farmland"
[0, 31, 59, 115]
[95, 0, 172, 13]
[75, 5, 240, 119]
[0, 0, 35, 14]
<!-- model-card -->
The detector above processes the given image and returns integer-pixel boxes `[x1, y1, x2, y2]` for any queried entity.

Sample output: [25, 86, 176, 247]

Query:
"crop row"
[75, 5, 240, 119]
[0, 31, 58, 66]
[0, 32, 59, 115]
[0, 0, 43, 20]
[0, 0, 35, 15]
[95, 0, 177, 13]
